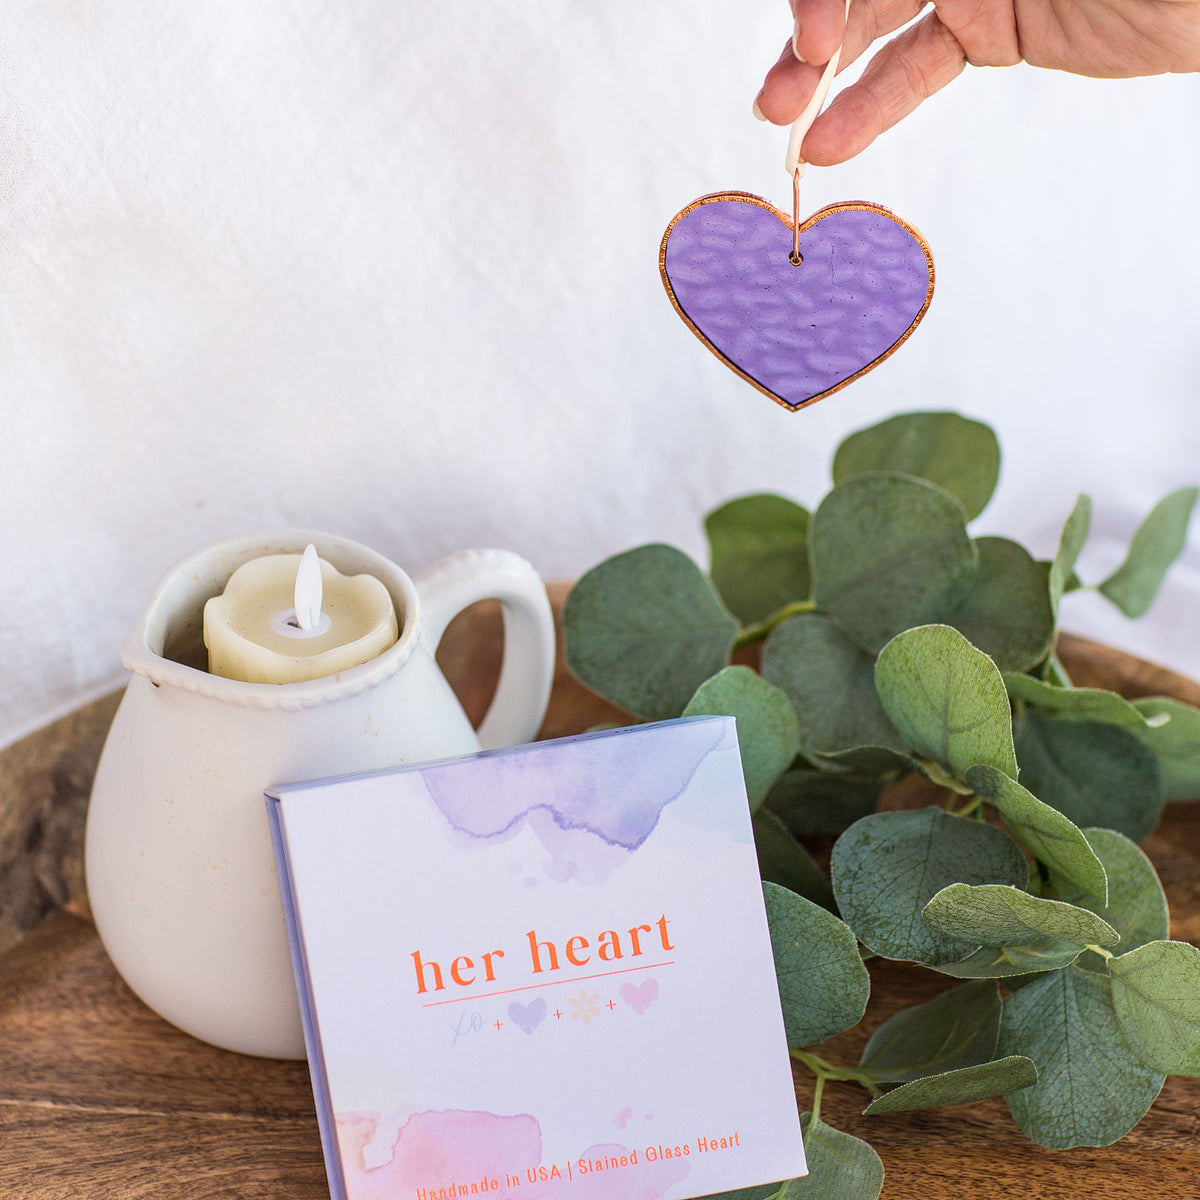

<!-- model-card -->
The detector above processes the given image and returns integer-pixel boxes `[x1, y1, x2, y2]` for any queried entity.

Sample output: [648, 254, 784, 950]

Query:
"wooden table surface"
[1, 588, 1198, 1198]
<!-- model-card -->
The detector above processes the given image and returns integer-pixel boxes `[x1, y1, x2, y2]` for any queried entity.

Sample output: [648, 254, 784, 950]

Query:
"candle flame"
[294, 544, 324, 631]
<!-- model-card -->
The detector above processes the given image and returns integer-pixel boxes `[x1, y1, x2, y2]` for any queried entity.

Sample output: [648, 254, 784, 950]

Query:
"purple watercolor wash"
[422, 719, 729, 851]
[508, 998, 547, 1034]
[661, 195, 934, 411]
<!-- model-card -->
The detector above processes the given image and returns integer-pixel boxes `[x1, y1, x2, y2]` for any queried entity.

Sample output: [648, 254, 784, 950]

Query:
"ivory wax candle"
[203, 544, 399, 683]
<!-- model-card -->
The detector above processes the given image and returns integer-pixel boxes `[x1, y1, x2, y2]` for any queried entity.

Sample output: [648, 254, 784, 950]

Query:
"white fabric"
[2, 1, 1199, 749]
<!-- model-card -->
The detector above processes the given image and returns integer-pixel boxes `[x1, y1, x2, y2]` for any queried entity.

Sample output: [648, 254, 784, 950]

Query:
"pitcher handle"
[415, 549, 555, 750]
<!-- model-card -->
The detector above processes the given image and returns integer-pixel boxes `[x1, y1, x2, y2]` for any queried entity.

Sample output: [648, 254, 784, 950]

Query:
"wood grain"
[0, 691, 120, 955]
[1, 590, 1198, 1198]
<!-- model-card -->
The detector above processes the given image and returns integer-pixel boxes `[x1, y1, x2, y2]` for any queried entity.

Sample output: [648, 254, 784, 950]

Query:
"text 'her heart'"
[660, 193, 934, 412]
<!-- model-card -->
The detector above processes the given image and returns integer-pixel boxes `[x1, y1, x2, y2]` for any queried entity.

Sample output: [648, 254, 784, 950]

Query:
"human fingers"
[797, 11, 968, 165]
[789, 0, 849, 65]
[836, 0, 936, 71]
[758, 0, 928, 124]
[756, 37, 828, 122]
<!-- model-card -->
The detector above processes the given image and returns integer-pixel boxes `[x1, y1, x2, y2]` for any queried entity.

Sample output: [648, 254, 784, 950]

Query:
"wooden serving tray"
[1, 587, 1197, 1198]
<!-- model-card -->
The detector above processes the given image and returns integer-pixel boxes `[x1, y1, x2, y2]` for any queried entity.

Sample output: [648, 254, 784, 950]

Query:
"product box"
[267, 715, 806, 1200]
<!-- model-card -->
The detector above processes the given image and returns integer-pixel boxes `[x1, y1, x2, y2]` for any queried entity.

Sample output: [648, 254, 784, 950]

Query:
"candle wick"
[294, 544, 324, 632]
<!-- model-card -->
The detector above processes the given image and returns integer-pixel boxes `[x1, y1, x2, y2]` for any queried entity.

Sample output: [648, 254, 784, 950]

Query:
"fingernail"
[792, 21, 807, 62]
[752, 96, 766, 122]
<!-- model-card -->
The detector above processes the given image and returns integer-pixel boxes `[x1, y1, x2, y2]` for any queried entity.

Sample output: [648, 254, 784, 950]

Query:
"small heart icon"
[620, 978, 659, 1015]
[508, 998, 547, 1034]
[660, 193, 934, 412]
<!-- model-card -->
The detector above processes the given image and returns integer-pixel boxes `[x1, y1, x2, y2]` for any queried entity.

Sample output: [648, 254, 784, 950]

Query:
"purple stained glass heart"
[660, 193, 934, 412]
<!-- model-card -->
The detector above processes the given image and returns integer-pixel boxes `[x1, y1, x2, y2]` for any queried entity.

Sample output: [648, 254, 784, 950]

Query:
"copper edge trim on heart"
[658, 190, 936, 413]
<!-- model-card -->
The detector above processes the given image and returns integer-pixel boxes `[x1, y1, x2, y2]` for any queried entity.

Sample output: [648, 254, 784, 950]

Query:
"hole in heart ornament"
[660, 192, 934, 412]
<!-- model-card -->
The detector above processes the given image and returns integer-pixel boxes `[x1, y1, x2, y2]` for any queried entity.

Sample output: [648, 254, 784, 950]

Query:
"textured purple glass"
[661, 195, 934, 411]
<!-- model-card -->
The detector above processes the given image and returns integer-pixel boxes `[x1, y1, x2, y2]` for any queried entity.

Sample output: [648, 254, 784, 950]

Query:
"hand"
[755, 0, 1200, 165]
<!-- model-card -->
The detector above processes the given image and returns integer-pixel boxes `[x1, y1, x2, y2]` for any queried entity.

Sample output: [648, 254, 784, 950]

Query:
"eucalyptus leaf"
[922, 883, 1119, 949]
[1098, 486, 1199, 618]
[1130, 696, 1200, 800]
[762, 613, 906, 757]
[753, 811, 838, 912]
[778, 1115, 883, 1200]
[946, 537, 1055, 672]
[685, 667, 800, 809]
[930, 942, 1085, 979]
[997, 964, 1165, 1148]
[766, 768, 885, 838]
[809, 747, 910, 776]
[1056, 828, 1169, 971]
[1004, 673, 1162, 729]
[864, 1055, 1037, 1114]
[830, 410, 1000, 521]
[763, 881, 870, 1048]
[830, 808, 1026, 965]
[1002, 971, 1060, 992]
[963, 765, 1107, 901]
[859, 980, 1001, 1084]
[875, 624, 1017, 782]
[810, 474, 978, 652]
[704, 1184, 783, 1200]
[1015, 711, 1165, 842]
[705, 493, 812, 625]
[1050, 494, 1091, 614]
[563, 544, 738, 721]
[1110, 940, 1200, 1076]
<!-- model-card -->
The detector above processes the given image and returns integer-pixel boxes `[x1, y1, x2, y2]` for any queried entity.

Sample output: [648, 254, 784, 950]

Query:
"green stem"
[1086, 944, 1114, 961]
[790, 1049, 883, 1102]
[1044, 652, 1073, 689]
[952, 793, 984, 819]
[918, 757, 974, 797]
[733, 599, 817, 650]
[810, 1072, 826, 1124]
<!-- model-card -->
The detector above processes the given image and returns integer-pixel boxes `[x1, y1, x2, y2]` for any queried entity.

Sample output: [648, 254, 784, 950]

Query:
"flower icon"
[568, 988, 601, 1025]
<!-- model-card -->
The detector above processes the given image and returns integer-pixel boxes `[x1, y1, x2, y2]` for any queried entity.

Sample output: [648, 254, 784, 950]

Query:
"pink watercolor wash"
[620, 979, 659, 1015]
[336, 1108, 689, 1200]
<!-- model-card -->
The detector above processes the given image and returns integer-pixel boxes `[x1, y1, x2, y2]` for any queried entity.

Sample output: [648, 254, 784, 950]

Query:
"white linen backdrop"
[2, 0, 1199, 749]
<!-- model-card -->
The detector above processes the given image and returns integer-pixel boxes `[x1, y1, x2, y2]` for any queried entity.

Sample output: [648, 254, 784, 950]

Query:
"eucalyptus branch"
[732, 599, 816, 651]
[790, 1049, 884, 1103]
[563, 410, 1200, 1182]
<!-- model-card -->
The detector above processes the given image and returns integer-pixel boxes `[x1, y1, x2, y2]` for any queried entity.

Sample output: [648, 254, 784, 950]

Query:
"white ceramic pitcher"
[85, 530, 555, 1059]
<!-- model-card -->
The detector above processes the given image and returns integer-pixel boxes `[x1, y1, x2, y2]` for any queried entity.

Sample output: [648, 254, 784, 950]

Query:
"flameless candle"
[203, 544, 399, 683]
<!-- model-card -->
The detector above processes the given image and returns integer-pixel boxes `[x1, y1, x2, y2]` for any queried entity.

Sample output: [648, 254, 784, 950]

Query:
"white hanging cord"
[784, 0, 851, 176]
